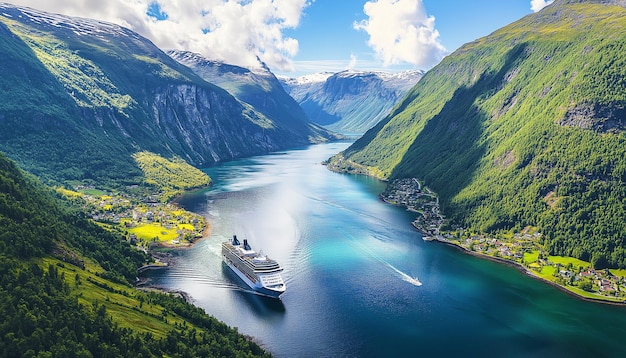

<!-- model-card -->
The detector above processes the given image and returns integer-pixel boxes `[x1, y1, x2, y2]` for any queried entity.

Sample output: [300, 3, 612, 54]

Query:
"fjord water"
[149, 142, 626, 357]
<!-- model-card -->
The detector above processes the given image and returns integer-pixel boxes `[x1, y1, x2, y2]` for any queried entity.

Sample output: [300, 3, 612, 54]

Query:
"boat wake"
[164, 270, 281, 297]
[348, 236, 422, 287]
[306, 194, 423, 287]
[164, 271, 244, 290]
[385, 262, 422, 286]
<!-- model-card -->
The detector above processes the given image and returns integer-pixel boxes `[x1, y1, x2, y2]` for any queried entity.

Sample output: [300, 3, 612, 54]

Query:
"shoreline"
[136, 284, 193, 303]
[136, 189, 212, 291]
[378, 176, 626, 306]
[146, 177, 626, 307]
[426, 233, 626, 306]
[146, 185, 213, 251]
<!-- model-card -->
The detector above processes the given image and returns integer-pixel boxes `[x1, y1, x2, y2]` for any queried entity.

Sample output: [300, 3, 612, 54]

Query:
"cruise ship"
[221, 235, 286, 298]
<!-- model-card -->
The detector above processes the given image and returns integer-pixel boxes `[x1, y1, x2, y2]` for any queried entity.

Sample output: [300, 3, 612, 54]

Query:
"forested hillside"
[331, 0, 626, 268]
[0, 151, 270, 356]
[0, 4, 334, 187]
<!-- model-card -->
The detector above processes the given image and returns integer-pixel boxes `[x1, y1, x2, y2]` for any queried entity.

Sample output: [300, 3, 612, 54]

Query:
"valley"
[280, 69, 423, 134]
[3, 0, 626, 356]
[153, 143, 626, 357]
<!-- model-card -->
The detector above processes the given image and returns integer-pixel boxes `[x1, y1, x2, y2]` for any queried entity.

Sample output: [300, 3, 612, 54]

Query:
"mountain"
[0, 4, 335, 185]
[330, 0, 626, 268]
[167, 50, 339, 142]
[0, 151, 269, 356]
[280, 69, 423, 134]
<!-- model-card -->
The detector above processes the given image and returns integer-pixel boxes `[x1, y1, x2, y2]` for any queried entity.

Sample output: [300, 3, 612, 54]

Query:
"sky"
[5, 0, 555, 77]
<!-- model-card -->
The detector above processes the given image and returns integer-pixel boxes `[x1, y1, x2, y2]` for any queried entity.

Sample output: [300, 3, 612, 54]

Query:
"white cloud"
[348, 53, 358, 70]
[530, 0, 555, 12]
[4, 0, 308, 71]
[354, 0, 446, 69]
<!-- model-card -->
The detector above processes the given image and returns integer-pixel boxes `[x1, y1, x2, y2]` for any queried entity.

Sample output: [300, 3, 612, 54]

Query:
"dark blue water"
[147, 142, 626, 357]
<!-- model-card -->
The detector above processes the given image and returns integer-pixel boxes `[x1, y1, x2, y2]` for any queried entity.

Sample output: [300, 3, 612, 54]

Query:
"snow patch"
[0, 3, 132, 40]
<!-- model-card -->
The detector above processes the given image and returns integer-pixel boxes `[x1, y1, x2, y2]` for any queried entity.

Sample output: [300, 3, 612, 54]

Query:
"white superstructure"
[222, 235, 286, 298]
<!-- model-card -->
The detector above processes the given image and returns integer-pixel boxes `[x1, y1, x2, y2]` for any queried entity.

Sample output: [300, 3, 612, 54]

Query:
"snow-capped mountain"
[1, 3, 142, 40]
[280, 69, 423, 134]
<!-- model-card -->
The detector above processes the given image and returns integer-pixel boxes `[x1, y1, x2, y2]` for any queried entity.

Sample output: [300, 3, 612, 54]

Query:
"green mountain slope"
[0, 4, 333, 186]
[333, 0, 626, 267]
[133, 151, 212, 201]
[0, 151, 270, 356]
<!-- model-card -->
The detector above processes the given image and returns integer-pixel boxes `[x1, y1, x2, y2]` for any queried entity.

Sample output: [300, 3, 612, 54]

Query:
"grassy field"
[41, 257, 189, 338]
[126, 223, 178, 242]
[80, 188, 108, 197]
[56, 187, 83, 198]
[524, 251, 539, 263]
[538, 265, 556, 279]
[611, 269, 626, 277]
[524, 251, 590, 271]
[548, 255, 590, 270]
[177, 223, 195, 231]
[520, 251, 626, 303]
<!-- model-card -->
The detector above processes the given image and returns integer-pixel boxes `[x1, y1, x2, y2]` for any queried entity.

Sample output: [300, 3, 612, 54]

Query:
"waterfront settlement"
[57, 183, 207, 271]
[380, 178, 626, 304]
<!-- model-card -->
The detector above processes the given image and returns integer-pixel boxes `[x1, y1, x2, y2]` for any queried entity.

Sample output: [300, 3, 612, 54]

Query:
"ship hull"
[223, 255, 285, 299]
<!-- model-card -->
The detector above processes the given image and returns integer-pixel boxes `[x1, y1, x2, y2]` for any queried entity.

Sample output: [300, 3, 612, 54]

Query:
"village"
[380, 177, 445, 236]
[380, 178, 626, 303]
[61, 184, 206, 251]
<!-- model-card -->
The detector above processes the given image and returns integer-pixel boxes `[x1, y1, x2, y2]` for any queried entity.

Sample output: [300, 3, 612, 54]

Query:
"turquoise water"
[146, 142, 626, 357]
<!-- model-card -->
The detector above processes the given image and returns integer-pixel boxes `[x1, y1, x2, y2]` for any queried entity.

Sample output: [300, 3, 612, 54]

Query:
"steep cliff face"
[167, 50, 339, 145]
[149, 83, 280, 165]
[280, 70, 423, 134]
[0, 4, 331, 184]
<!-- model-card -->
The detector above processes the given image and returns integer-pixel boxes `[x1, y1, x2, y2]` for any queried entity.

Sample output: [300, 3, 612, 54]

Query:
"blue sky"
[281, 0, 541, 76]
[8, 0, 554, 76]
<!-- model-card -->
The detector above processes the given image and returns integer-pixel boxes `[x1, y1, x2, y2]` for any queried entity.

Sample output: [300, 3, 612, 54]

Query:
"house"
[599, 280, 614, 292]
[580, 269, 596, 278]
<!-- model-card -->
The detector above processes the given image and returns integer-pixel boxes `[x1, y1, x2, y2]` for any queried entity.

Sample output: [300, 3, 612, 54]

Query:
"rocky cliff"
[167, 50, 340, 146]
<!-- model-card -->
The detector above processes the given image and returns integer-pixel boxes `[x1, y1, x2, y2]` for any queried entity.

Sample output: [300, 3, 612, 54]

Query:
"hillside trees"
[0, 152, 270, 356]
[332, 2, 626, 268]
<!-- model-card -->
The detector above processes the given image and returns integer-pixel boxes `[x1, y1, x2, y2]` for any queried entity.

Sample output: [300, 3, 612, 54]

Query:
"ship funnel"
[243, 239, 251, 250]
[232, 235, 240, 245]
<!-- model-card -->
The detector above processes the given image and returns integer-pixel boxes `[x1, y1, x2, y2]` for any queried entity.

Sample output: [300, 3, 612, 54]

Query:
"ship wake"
[349, 236, 422, 287]
[385, 262, 422, 286]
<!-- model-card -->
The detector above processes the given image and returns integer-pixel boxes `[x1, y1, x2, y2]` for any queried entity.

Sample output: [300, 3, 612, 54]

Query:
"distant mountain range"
[0, 4, 336, 185]
[330, 0, 626, 268]
[280, 70, 423, 134]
